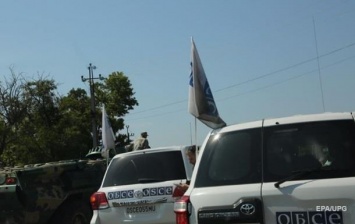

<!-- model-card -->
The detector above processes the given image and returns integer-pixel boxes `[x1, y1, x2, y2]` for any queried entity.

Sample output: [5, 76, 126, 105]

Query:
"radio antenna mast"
[313, 16, 326, 112]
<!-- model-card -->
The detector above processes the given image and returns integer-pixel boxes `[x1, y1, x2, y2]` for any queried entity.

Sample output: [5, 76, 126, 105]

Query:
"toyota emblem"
[240, 203, 255, 215]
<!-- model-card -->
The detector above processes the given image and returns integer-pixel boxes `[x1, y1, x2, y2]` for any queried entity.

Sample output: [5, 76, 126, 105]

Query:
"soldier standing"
[133, 132, 150, 150]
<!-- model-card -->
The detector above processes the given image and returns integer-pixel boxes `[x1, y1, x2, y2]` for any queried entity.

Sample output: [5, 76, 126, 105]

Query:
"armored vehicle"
[0, 157, 107, 224]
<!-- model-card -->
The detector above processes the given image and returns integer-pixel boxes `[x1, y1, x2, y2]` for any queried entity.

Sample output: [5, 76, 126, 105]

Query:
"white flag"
[188, 38, 226, 129]
[101, 105, 116, 158]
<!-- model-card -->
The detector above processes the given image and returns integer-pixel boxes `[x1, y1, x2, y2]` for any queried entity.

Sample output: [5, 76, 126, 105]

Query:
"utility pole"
[81, 63, 104, 148]
[125, 125, 134, 144]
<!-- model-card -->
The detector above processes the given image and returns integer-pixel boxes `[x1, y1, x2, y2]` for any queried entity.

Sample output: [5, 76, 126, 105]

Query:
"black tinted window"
[264, 120, 355, 182]
[195, 128, 262, 187]
[102, 151, 186, 187]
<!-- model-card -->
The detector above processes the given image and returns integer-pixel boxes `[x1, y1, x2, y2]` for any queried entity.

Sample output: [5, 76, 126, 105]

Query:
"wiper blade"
[274, 168, 326, 188]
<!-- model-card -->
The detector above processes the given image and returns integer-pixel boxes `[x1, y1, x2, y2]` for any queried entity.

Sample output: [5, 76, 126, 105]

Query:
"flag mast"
[312, 16, 326, 112]
[188, 38, 226, 154]
[101, 104, 116, 166]
[188, 37, 226, 130]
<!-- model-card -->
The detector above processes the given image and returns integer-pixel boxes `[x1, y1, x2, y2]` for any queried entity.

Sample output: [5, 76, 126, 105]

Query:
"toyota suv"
[90, 145, 194, 224]
[174, 112, 355, 224]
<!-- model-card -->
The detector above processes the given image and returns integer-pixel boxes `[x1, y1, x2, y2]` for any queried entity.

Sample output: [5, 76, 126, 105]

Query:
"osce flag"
[101, 105, 116, 158]
[188, 38, 226, 129]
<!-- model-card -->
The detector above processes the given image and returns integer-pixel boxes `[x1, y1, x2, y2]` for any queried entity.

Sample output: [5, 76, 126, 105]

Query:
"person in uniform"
[133, 131, 150, 150]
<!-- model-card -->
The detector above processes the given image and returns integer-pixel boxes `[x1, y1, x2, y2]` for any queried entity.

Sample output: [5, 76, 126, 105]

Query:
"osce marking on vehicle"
[113, 200, 149, 207]
[276, 211, 343, 224]
[107, 186, 172, 200]
[107, 190, 134, 200]
[126, 205, 156, 214]
[142, 186, 173, 197]
[112, 197, 168, 207]
[134, 190, 143, 199]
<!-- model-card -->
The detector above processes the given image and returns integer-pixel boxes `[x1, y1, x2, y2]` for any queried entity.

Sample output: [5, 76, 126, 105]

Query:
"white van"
[91, 146, 193, 224]
[174, 112, 355, 224]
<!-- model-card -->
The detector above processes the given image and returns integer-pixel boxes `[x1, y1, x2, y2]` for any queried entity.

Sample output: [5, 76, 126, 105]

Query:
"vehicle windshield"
[195, 128, 262, 188]
[102, 151, 187, 187]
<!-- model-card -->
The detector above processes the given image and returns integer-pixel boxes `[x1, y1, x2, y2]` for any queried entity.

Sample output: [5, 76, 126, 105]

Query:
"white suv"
[175, 112, 355, 224]
[90, 146, 193, 224]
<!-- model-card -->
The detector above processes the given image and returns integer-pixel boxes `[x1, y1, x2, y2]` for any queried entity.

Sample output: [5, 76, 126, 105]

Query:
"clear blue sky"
[1, 0, 355, 148]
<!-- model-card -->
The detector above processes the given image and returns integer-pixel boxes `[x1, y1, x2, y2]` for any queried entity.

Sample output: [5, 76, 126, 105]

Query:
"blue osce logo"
[107, 190, 134, 200]
[107, 186, 173, 200]
[142, 186, 173, 197]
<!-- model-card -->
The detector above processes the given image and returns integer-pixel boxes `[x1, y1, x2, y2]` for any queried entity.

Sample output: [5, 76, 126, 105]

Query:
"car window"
[264, 120, 355, 182]
[102, 151, 187, 187]
[195, 128, 262, 187]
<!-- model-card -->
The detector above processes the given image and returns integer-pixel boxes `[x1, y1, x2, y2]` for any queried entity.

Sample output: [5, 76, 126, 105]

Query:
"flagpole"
[313, 16, 326, 112]
[106, 148, 109, 167]
[195, 118, 198, 156]
[189, 122, 193, 145]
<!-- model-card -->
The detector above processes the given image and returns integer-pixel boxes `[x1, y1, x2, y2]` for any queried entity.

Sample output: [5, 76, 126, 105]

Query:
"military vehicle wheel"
[51, 200, 92, 224]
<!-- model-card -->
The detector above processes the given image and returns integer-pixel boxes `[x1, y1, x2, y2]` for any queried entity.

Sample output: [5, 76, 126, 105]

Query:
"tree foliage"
[0, 69, 138, 166]
[95, 71, 138, 133]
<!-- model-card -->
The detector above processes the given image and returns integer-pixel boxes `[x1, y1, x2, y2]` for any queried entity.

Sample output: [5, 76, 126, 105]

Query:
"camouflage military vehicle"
[0, 157, 107, 224]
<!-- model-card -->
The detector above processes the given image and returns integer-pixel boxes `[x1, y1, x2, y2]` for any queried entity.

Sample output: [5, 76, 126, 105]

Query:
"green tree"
[58, 88, 94, 159]
[16, 77, 62, 163]
[0, 69, 27, 165]
[95, 71, 138, 143]
[0, 70, 138, 166]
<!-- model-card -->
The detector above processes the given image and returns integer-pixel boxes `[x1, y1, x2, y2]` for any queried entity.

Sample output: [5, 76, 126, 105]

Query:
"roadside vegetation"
[0, 68, 138, 166]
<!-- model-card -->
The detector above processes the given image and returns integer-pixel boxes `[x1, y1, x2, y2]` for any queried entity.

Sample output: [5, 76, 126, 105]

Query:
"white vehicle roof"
[112, 145, 191, 158]
[214, 112, 354, 134]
